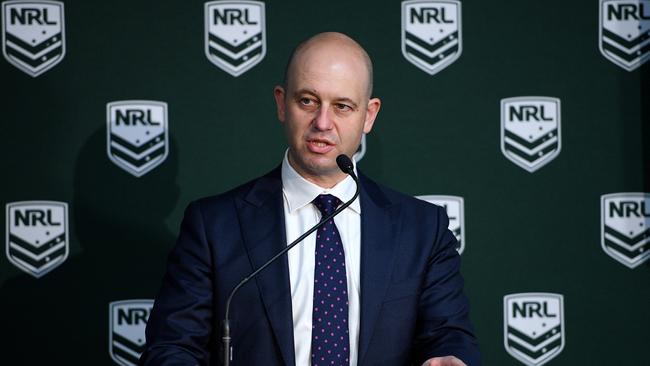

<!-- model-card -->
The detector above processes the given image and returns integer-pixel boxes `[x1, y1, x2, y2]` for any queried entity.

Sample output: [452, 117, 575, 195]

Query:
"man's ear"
[274, 86, 286, 122]
[363, 97, 381, 134]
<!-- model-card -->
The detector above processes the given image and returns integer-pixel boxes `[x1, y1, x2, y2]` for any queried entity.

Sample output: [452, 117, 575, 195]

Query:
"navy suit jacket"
[140, 168, 480, 366]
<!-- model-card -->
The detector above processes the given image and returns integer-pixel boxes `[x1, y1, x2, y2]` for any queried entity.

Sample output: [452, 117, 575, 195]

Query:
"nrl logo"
[204, 0, 266, 77]
[501, 97, 561, 173]
[601, 192, 650, 268]
[416, 195, 465, 254]
[401, 0, 462, 75]
[599, 0, 650, 71]
[2, 0, 65, 77]
[353, 134, 366, 163]
[504, 293, 565, 366]
[106, 100, 169, 177]
[109, 299, 154, 366]
[5, 201, 68, 278]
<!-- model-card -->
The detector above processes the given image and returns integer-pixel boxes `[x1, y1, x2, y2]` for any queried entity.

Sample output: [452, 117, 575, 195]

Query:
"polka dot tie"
[311, 194, 350, 366]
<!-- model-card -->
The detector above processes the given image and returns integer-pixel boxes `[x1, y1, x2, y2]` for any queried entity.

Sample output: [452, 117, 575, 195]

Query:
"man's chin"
[306, 160, 341, 176]
[289, 149, 347, 174]
[299, 159, 341, 176]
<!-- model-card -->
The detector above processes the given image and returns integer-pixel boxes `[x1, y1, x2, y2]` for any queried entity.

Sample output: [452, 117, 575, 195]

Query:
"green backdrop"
[1, 0, 648, 365]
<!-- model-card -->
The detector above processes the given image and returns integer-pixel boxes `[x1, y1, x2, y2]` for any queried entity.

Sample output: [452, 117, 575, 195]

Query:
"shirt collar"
[281, 149, 361, 215]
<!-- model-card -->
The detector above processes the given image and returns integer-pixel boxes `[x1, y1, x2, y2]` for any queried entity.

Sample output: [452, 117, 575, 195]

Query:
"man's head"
[274, 32, 381, 188]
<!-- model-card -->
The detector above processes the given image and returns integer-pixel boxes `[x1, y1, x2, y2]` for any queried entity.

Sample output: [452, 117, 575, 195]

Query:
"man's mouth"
[306, 138, 336, 153]
[307, 137, 335, 145]
[311, 141, 330, 147]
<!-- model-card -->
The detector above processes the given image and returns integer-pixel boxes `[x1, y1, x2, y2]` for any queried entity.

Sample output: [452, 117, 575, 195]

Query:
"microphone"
[336, 154, 355, 175]
[221, 154, 359, 366]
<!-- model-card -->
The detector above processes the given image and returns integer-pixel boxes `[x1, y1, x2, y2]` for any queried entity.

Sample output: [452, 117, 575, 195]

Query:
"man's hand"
[421, 356, 467, 366]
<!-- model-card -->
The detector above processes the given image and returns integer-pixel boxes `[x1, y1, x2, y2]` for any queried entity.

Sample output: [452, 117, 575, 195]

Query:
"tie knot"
[313, 194, 341, 216]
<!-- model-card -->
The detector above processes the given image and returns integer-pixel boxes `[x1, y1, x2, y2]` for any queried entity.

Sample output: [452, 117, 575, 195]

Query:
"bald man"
[140, 32, 480, 366]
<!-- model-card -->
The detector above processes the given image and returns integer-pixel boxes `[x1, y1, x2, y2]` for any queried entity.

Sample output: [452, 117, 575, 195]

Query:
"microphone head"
[336, 154, 354, 175]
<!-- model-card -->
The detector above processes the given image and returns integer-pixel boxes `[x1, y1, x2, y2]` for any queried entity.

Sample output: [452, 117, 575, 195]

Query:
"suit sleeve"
[139, 201, 214, 366]
[412, 206, 481, 366]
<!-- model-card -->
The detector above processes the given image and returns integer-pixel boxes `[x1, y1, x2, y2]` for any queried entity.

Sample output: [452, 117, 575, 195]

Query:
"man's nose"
[312, 105, 334, 131]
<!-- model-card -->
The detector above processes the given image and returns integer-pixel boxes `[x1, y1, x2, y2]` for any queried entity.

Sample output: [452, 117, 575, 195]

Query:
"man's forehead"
[294, 42, 367, 73]
[290, 69, 366, 101]
[286, 36, 371, 92]
[290, 54, 368, 95]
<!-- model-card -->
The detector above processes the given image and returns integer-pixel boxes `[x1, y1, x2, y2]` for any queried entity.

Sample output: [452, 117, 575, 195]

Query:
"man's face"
[274, 44, 380, 187]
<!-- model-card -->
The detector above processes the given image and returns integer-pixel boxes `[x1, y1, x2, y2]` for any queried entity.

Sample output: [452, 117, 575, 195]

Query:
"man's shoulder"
[359, 173, 441, 214]
[191, 166, 282, 210]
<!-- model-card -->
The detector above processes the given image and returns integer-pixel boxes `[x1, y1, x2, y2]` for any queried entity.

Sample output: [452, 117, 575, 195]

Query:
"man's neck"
[287, 154, 347, 189]
[293, 169, 347, 190]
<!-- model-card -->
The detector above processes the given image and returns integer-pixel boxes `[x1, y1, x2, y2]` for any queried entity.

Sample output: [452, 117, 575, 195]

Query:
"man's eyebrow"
[293, 88, 318, 98]
[334, 97, 359, 109]
[292, 89, 359, 109]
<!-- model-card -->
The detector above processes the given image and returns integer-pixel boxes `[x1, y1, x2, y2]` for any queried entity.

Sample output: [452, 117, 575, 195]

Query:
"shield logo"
[504, 293, 565, 366]
[353, 134, 366, 163]
[204, 0, 266, 77]
[501, 97, 561, 173]
[416, 195, 465, 254]
[5, 201, 68, 278]
[109, 299, 154, 366]
[2, 1, 65, 77]
[106, 100, 169, 177]
[599, 0, 650, 71]
[401, 0, 462, 75]
[601, 193, 650, 268]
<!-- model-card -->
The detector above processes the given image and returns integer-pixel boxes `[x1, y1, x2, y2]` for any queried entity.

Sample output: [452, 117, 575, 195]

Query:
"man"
[140, 32, 480, 366]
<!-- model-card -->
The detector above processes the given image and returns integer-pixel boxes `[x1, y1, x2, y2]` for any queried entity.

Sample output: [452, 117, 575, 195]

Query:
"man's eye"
[300, 98, 313, 105]
[335, 103, 351, 111]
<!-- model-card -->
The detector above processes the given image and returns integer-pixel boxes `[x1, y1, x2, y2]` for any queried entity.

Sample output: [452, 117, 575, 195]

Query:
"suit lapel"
[357, 175, 401, 365]
[236, 168, 296, 366]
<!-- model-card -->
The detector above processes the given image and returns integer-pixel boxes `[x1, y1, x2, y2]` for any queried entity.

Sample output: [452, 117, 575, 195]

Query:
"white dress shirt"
[281, 152, 361, 366]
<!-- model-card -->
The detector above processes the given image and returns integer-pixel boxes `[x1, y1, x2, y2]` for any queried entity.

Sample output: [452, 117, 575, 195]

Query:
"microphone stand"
[222, 156, 359, 366]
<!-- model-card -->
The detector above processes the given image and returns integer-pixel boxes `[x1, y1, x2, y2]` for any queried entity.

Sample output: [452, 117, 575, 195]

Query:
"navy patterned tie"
[311, 194, 350, 366]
